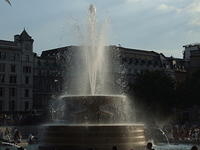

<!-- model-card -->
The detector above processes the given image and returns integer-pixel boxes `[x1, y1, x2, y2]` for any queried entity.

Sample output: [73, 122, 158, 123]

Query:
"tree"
[129, 70, 176, 119]
[176, 69, 200, 107]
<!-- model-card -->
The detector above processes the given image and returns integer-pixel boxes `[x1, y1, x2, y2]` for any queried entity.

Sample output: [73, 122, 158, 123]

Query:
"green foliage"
[129, 70, 176, 118]
[176, 70, 200, 107]
[129, 69, 200, 121]
[133, 70, 175, 101]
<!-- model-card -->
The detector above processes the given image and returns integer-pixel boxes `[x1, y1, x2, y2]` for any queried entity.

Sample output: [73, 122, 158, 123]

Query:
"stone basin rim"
[42, 123, 144, 127]
[61, 95, 126, 98]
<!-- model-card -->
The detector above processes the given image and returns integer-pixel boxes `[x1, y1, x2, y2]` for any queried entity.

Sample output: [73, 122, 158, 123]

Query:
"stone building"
[0, 30, 189, 114]
[183, 43, 200, 61]
[190, 50, 200, 73]
[183, 43, 200, 74]
[34, 46, 165, 96]
[33, 49, 64, 111]
[0, 29, 34, 113]
[160, 55, 186, 82]
[117, 46, 163, 79]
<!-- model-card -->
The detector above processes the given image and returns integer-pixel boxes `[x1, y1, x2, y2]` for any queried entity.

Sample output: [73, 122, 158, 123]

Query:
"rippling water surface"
[26, 144, 198, 150]
[154, 144, 196, 150]
[1, 143, 198, 150]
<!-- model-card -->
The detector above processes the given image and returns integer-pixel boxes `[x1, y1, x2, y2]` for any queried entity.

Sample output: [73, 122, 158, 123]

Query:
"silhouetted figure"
[146, 142, 154, 150]
[4, 128, 11, 141]
[13, 129, 21, 143]
[28, 133, 38, 144]
[191, 146, 198, 150]
[112, 146, 117, 150]
[17, 147, 25, 150]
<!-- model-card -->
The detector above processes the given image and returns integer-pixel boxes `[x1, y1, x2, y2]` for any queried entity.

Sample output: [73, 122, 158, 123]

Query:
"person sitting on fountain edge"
[191, 145, 198, 150]
[146, 142, 155, 150]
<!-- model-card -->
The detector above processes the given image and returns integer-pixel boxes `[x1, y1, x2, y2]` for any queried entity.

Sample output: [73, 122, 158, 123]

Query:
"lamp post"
[5, 0, 11, 6]
[54, 79, 58, 92]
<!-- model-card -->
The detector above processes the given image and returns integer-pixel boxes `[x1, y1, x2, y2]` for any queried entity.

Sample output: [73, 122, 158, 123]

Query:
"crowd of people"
[162, 124, 200, 144]
[144, 121, 200, 145]
[0, 128, 22, 144]
[0, 127, 38, 150]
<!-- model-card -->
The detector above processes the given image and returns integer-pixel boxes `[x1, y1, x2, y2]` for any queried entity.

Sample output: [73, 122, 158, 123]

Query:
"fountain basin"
[39, 124, 145, 150]
[60, 95, 127, 123]
[40, 95, 145, 150]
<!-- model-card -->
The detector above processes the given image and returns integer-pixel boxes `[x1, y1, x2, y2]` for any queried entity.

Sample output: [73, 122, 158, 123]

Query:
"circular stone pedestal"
[62, 95, 127, 123]
[39, 124, 145, 150]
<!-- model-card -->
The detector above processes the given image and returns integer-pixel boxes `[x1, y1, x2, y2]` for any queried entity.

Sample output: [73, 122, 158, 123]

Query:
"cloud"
[187, 0, 200, 13]
[190, 17, 200, 26]
[125, 0, 141, 3]
[158, 4, 171, 10]
[157, 4, 182, 13]
[156, 1, 200, 27]
[186, 0, 200, 26]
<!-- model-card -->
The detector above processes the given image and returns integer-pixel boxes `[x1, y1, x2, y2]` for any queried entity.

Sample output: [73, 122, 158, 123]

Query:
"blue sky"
[1, 0, 200, 57]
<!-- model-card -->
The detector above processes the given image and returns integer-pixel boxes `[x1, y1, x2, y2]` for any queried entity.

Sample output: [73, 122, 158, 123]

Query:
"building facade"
[0, 29, 34, 113]
[0, 31, 190, 114]
[33, 51, 64, 111]
[183, 43, 200, 74]
[190, 50, 200, 73]
[183, 43, 200, 61]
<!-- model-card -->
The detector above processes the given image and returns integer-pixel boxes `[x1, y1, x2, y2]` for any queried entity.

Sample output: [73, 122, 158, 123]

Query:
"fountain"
[39, 4, 146, 150]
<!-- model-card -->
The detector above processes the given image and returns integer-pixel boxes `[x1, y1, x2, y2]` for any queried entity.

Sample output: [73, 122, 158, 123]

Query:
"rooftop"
[0, 40, 15, 46]
[183, 43, 200, 48]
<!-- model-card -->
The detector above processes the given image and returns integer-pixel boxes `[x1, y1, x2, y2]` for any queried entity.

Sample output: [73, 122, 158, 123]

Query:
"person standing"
[191, 145, 198, 150]
[13, 128, 22, 143]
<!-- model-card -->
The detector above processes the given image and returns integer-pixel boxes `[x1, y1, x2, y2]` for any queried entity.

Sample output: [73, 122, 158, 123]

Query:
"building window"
[10, 54, 16, 61]
[0, 74, 5, 83]
[9, 100, 15, 111]
[25, 76, 29, 84]
[0, 87, 5, 97]
[153, 61, 159, 67]
[0, 63, 5, 72]
[128, 68, 132, 73]
[122, 57, 127, 63]
[128, 58, 133, 64]
[37, 60, 41, 66]
[0, 52, 6, 60]
[0, 101, 3, 111]
[23, 66, 31, 73]
[140, 60, 145, 66]
[25, 89, 29, 97]
[11, 64, 16, 72]
[134, 59, 139, 65]
[148, 60, 152, 66]
[38, 70, 41, 76]
[25, 101, 29, 111]
[9, 75, 17, 83]
[26, 55, 29, 62]
[9, 88, 16, 97]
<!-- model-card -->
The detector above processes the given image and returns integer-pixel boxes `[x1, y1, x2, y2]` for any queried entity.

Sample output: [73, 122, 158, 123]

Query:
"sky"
[1, 0, 200, 58]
